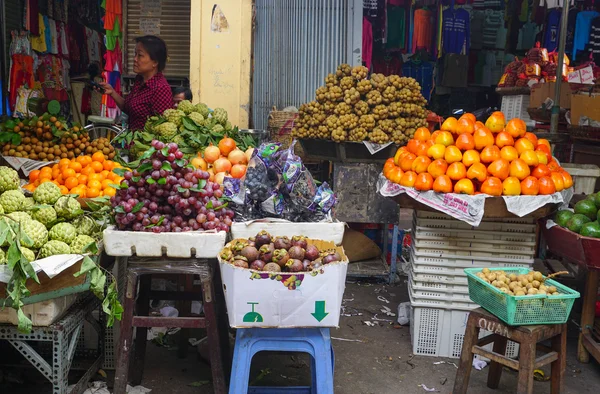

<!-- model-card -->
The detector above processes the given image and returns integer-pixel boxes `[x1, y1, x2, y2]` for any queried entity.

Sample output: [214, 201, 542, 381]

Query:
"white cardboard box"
[219, 239, 348, 328]
[0, 294, 78, 326]
[230, 220, 345, 245]
[103, 226, 227, 258]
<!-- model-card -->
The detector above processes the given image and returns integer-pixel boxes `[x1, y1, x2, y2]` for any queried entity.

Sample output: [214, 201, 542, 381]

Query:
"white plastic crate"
[409, 280, 476, 309]
[411, 243, 535, 262]
[413, 237, 536, 257]
[501, 95, 534, 127]
[413, 226, 536, 244]
[409, 266, 470, 292]
[0, 294, 77, 326]
[410, 301, 520, 359]
[409, 249, 534, 274]
[561, 163, 600, 195]
[414, 217, 536, 234]
[410, 244, 534, 265]
[415, 210, 535, 224]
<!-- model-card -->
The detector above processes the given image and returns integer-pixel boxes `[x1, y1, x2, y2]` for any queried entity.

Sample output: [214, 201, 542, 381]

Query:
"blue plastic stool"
[229, 328, 334, 394]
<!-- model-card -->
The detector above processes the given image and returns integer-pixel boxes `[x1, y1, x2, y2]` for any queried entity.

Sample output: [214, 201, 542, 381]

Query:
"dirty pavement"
[2, 282, 599, 394]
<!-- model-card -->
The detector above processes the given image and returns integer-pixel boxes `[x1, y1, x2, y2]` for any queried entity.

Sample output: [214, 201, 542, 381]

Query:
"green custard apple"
[49, 222, 77, 244]
[32, 206, 58, 229]
[54, 196, 82, 219]
[33, 182, 62, 205]
[70, 235, 96, 254]
[20, 247, 36, 263]
[0, 190, 26, 213]
[21, 219, 49, 249]
[73, 216, 97, 236]
[39, 240, 70, 258]
[0, 166, 20, 193]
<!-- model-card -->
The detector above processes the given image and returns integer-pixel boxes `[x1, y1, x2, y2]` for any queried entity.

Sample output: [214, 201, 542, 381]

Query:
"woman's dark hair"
[135, 35, 168, 72]
[173, 87, 193, 100]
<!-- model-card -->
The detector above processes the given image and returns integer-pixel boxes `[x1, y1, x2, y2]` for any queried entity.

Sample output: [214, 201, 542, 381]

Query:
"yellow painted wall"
[190, 1, 253, 128]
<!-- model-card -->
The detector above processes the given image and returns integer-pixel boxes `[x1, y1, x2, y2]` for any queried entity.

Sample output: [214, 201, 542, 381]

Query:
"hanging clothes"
[386, 6, 406, 50]
[565, 9, 579, 55]
[442, 7, 470, 54]
[30, 14, 47, 53]
[471, 10, 485, 50]
[9, 54, 35, 111]
[588, 16, 600, 64]
[362, 17, 373, 69]
[85, 27, 102, 64]
[518, 22, 540, 51]
[48, 19, 58, 55]
[26, 0, 39, 33]
[413, 8, 433, 53]
[544, 8, 562, 52]
[482, 10, 503, 49]
[573, 11, 600, 60]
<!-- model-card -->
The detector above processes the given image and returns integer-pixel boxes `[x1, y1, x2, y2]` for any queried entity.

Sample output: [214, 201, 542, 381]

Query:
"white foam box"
[0, 294, 78, 326]
[409, 295, 519, 359]
[103, 226, 227, 258]
[230, 220, 345, 245]
[219, 239, 348, 328]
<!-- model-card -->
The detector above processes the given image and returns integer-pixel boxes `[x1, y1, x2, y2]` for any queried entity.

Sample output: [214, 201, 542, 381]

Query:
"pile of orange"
[23, 152, 124, 198]
[383, 111, 573, 196]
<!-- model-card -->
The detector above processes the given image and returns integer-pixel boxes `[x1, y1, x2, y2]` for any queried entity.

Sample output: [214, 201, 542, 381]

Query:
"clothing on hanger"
[544, 8, 562, 52]
[413, 8, 433, 52]
[386, 6, 406, 49]
[442, 7, 470, 54]
[363, 17, 373, 69]
[573, 10, 600, 60]
[588, 16, 600, 64]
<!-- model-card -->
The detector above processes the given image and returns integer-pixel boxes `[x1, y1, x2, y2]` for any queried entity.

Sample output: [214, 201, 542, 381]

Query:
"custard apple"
[20, 247, 36, 263]
[21, 219, 48, 249]
[154, 122, 178, 140]
[0, 166, 20, 193]
[172, 135, 185, 146]
[0, 204, 4, 215]
[33, 182, 62, 205]
[39, 240, 70, 258]
[49, 223, 77, 244]
[194, 103, 210, 118]
[213, 108, 228, 125]
[74, 216, 97, 236]
[0, 190, 26, 213]
[7, 211, 32, 224]
[188, 112, 205, 126]
[0, 248, 5, 264]
[212, 124, 225, 134]
[224, 121, 233, 131]
[177, 100, 195, 115]
[32, 207, 57, 229]
[70, 235, 96, 254]
[54, 196, 82, 219]
[163, 109, 185, 127]
[22, 197, 35, 210]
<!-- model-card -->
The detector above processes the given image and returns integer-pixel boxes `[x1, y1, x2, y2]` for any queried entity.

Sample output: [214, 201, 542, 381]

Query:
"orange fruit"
[480, 177, 503, 196]
[480, 146, 501, 164]
[523, 132, 538, 147]
[400, 171, 418, 188]
[107, 172, 119, 181]
[520, 150, 539, 167]
[400, 153, 417, 172]
[103, 161, 115, 171]
[495, 131, 514, 148]
[68, 161, 83, 173]
[427, 144, 446, 160]
[455, 134, 475, 151]
[538, 176, 556, 195]
[485, 112, 506, 133]
[29, 170, 41, 182]
[427, 159, 449, 179]
[88, 179, 103, 190]
[456, 118, 475, 135]
[90, 161, 104, 173]
[462, 150, 481, 168]
[454, 178, 475, 195]
[502, 177, 522, 196]
[433, 175, 453, 193]
[505, 118, 526, 138]
[59, 185, 69, 195]
[473, 128, 494, 150]
[444, 146, 463, 164]
[78, 175, 89, 185]
[86, 187, 101, 198]
[412, 156, 432, 174]
[532, 164, 551, 179]
[447, 162, 467, 181]
[59, 158, 71, 167]
[561, 171, 573, 189]
[416, 140, 433, 157]
[92, 151, 105, 163]
[537, 138, 551, 150]
[414, 127, 431, 141]
[103, 187, 117, 197]
[459, 113, 477, 123]
[514, 138, 535, 155]
[76, 156, 91, 166]
[62, 168, 76, 179]
[441, 117, 458, 133]
[521, 176, 540, 196]
[65, 176, 79, 190]
[100, 170, 110, 180]
[508, 158, 531, 181]
[101, 179, 113, 189]
[414, 173, 434, 191]
[407, 139, 421, 154]
[40, 167, 52, 177]
[550, 171, 565, 192]
[81, 166, 95, 176]
[467, 163, 488, 183]
[488, 159, 510, 180]
[500, 146, 519, 162]
[435, 131, 455, 147]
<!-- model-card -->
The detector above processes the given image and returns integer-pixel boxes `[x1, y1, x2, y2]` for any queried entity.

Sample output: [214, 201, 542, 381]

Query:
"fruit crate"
[500, 94, 534, 127]
[541, 220, 600, 270]
[409, 265, 470, 291]
[409, 292, 520, 359]
[413, 237, 536, 257]
[464, 267, 580, 325]
[410, 244, 534, 268]
[103, 226, 227, 258]
[414, 210, 536, 224]
[413, 225, 537, 244]
[414, 217, 537, 234]
[408, 280, 476, 309]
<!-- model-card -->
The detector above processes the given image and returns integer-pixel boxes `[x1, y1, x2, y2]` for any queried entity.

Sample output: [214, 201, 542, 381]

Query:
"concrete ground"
[2, 281, 600, 393]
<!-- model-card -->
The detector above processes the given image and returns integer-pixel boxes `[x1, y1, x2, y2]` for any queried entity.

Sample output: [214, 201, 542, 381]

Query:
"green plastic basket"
[464, 267, 580, 326]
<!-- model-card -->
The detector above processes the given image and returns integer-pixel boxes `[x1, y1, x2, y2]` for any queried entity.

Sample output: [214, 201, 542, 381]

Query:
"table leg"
[131, 274, 151, 385]
[453, 314, 480, 394]
[578, 269, 599, 363]
[551, 326, 567, 394]
[487, 336, 508, 389]
[177, 274, 193, 359]
[202, 277, 227, 394]
[114, 270, 138, 394]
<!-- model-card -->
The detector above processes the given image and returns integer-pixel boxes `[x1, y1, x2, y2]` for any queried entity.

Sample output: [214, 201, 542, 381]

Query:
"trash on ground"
[434, 361, 458, 368]
[473, 355, 488, 370]
[331, 336, 364, 342]
[419, 384, 439, 392]
[397, 302, 411, 325]
[377, 295, 390, 304]
[534, 369, 550, 381]
[188, 381, 209, 387]
[380, 305, 396, 316]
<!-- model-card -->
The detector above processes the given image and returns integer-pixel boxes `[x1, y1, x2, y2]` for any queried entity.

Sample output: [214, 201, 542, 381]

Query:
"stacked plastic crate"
[407, 211, 537, 358]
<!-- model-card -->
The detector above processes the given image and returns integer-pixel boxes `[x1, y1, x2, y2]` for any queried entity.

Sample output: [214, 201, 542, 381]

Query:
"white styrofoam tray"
[103, 226, 227, 258]
[0, 294, 77, 326]
[230, 220, 345, 245]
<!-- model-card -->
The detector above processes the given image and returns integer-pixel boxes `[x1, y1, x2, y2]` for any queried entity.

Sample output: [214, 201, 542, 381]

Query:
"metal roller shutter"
[252, 0, 362, 129]
[124, 0, 191, 78]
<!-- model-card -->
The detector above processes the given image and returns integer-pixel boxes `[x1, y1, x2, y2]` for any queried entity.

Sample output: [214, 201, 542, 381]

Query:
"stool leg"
[516, 342, 536, 394]
[578, 269, 599, 363]
[202, 277, 227, 394]
[313, 328, 334, 394]
[114, 270, 138, 394]
[551, 326, 567, 394]
[453, 313, 480, 394]
[228, 329, 252, 394]
[131, 274, 151, 385]
[487, 336, 507, 389]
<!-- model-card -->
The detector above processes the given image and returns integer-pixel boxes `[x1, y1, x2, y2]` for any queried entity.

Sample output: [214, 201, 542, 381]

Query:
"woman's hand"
[98, 82, 114, 96]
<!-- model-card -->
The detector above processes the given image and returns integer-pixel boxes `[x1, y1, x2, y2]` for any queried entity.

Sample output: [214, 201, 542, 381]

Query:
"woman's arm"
[98, 82, 125, 110]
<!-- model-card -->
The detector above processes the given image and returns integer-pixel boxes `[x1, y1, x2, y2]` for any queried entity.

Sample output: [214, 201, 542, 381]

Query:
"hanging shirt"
[565, 9, 579, 55]
[386, 6, 406, 49]
[43, 15, 52, 53]
[442, 8, 470, 54]
[413, 8, 433, 52]
[544, 8, 562, 52]
[362, 17, 373, 69]
[124, 73, 173, 130]
[48, 19, 58, 54]
[573, 11, 600, 60]
[518, 22, 540, 50]
[471, 10, 485, 50]
[539, 0, 574, 7]
[30, 14, 47, 53]
[589, 17, 600, 64]
[85, 27, 101, 63]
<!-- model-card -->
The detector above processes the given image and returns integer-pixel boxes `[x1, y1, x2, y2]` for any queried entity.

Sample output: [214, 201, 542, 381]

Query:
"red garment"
[9, 54, 35, 111]
[104, 42, 122, 72]
[81, 87, 91, 114]
[124, 73, 173, 130]
[413, 9, 433, 52]
[27, 0, 39, 32]
[363, 17, 373, 69]
[388, 0, 406, 5]
[372, 54, 402, 75]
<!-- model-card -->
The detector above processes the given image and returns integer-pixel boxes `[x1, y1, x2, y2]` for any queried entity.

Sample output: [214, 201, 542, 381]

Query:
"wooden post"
[578, 269, 599, 363]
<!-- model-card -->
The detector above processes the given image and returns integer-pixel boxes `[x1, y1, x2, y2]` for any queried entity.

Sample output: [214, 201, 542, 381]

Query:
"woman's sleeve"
[151, 83, 174, 115]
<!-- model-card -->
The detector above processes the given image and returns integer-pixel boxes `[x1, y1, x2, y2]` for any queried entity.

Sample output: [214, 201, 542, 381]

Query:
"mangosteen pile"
[220, 231, 342, 273]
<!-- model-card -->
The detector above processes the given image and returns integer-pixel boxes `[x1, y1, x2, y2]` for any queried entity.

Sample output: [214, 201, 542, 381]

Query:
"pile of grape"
[111, 140, 234, 233]
[292, 65, 428, 144]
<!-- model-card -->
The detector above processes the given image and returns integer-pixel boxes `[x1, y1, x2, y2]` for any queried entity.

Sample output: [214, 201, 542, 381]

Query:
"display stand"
[0, 294, 103, 394]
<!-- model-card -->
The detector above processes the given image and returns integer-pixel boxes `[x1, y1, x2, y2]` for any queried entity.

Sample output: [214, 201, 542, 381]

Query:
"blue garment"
[573, 11, 600, 60]
[442, 8, 470, 54]
[544, 9, 561, 52]
[43, 16, 52, 54]
[402, 61, 434, 100]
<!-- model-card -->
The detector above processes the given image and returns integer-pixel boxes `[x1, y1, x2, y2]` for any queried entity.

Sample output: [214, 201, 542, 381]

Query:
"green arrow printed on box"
[311, 301, 329, 322]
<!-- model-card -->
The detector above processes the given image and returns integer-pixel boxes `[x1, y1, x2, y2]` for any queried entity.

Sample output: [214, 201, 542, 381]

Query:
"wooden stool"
[113, 258, 231, 394]
[453, 308, 567, 394]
